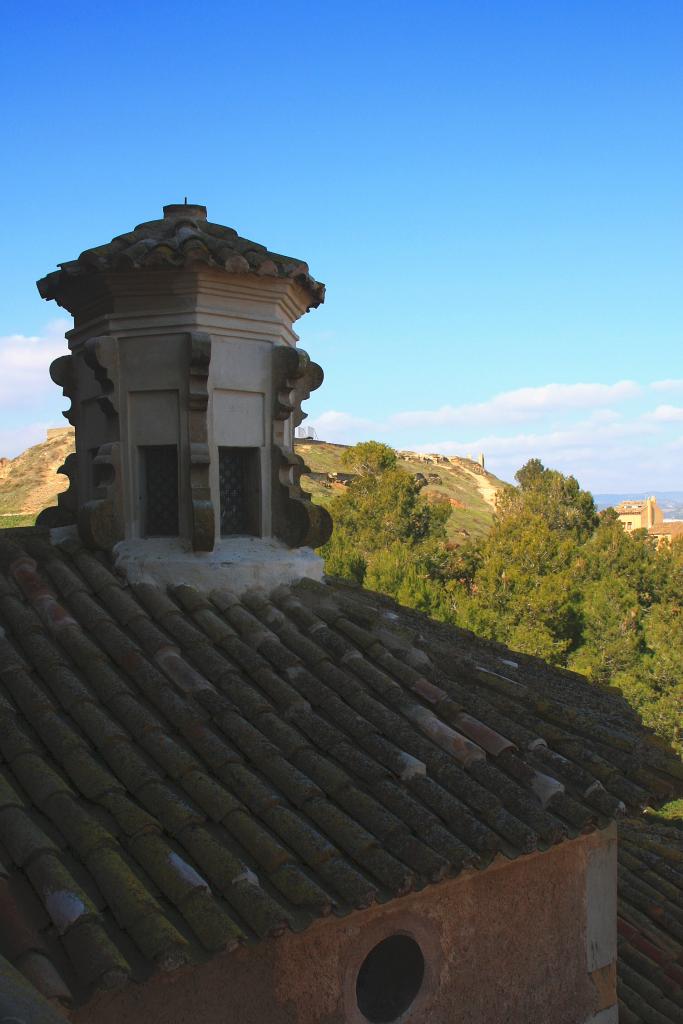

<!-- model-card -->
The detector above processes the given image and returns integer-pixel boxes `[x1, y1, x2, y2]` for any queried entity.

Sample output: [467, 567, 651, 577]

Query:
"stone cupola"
[36, 203, 331, 583]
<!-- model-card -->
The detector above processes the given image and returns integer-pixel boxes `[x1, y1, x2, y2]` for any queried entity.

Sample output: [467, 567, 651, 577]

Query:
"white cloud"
[413, 414, 650, 459]
[646, 404, 683, 423]
[308, 410, 377, 440]
[309, 381, 646, 445]
[651, 379, 683, 393]
[0, 320, 71, 406]
[408, 413, 678, 490]
[0, 421, 57, 460]
[307, 399, 681, 490]
[388, 380, 641, 429]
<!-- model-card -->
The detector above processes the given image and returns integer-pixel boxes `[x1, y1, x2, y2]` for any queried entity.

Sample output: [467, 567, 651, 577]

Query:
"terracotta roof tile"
[0, 952, 70, 1022]
[37, 205, 325, 311]
[617, 819, 683, 1023]
[0, 530, 682, 1009]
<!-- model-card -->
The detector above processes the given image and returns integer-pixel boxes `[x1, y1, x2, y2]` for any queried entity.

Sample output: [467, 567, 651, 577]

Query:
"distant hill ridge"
[297, 441, 506, 542]
[0, 430, 507, 541]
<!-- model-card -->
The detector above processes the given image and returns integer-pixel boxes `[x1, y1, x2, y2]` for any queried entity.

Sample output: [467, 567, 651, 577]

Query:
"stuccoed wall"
[76, 826, 617, 1024]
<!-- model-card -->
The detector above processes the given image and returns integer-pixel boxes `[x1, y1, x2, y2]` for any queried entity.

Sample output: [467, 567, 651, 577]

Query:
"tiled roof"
[0, 951, 68, 1023]
[650, 522, 683, 538]
[37, 204, 325, 310]
[0, 529, 681, 1011]
[616, 502, 648, 514]
[618, 818, 683, 1024]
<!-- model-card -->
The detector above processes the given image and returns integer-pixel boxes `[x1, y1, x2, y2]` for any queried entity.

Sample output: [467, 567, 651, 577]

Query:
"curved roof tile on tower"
[37, 204, 325, 311]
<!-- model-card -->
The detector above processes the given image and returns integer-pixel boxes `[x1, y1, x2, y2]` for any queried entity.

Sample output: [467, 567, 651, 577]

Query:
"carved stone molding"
[35, 452, 79, 528]
[36, 356, 79, 527]
[84, 335, 119, 417]
[79, 337, 124, 550]
[78, 443, 123, 549]
[271, 345, 332, 549]
[50, 354, 77, 426]
[187, 332, 215, 551]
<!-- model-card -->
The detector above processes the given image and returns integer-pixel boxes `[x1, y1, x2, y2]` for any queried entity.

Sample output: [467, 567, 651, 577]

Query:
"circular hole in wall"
[356, 934, 425, 1022]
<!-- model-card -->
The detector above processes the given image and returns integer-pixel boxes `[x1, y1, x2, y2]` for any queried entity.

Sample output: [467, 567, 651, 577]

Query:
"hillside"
[298, 441, 505, 543]
[0, 427, 73, 526]
[0, 430, 506, 541]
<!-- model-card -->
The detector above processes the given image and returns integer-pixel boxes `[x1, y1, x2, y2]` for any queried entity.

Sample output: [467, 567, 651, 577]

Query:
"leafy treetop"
[340, 440, 398, 475]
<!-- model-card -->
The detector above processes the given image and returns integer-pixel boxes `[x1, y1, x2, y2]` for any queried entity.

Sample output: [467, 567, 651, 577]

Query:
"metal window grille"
[141, 445, 179, 537]
[219, 447, 259, 536]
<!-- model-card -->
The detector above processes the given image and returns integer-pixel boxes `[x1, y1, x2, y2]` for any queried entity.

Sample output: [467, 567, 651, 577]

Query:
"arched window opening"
[356, 934, 425, 1022]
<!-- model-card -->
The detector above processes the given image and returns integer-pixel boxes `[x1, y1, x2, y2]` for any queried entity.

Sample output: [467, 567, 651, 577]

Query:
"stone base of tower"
[112, 535, 325, 594]
[50, 526, 325, 594]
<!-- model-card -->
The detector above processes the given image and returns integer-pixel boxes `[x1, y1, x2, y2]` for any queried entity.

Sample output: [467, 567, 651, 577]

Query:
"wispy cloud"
[307, 378, 683, 490]
[0, 320, 70, 406]
[646, 404, 683, 422]
[388, 381, 641, 429]
[310, 410, 377, 434]
[407, 416, 670, 490]
[651, 379, 683, 393]
[0, 421, 56, 460]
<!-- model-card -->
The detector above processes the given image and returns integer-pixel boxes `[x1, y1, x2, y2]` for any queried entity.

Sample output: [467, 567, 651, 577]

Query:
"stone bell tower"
[36, 203, 331, 585]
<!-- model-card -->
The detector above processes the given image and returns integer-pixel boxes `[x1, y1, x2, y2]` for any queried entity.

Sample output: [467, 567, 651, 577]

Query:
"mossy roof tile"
[60, 917, 129, 989]
[268, 862, 332, 912]
[0, 807, 61, 867]
[178, 887, 244, 952]
[135, 781, 204, 835]
[1, 535, 681, 1012]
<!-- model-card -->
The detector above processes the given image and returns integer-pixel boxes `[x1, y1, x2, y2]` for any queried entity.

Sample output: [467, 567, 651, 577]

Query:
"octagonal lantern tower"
[36, 203, 331, 580]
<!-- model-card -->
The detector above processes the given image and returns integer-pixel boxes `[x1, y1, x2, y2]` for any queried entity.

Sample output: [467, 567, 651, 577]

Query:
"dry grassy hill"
[298, 441, 506, 543]
[0, 431, 506, 542]
[0, 427, 73, 527]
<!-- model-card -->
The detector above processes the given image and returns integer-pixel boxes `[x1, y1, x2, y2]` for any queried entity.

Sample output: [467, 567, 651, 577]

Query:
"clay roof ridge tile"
[209, 587, 241, 613]
[401, 704, 486, 768]
[169, 584, 212, 613]
[9, 557, 79, 637]
[405, 776, 501, 854]
[154, 646, 215, 696]
[13, 948, 72, 1006]
[450, 711, 516, 758]
[620, 863, 683, 912]
[619, 958, 683, 1021]
[472, 664, 529, 697]
[64, 548, 127, 598]
[528, 768, 566, 810]
[24, 851, 98, 938]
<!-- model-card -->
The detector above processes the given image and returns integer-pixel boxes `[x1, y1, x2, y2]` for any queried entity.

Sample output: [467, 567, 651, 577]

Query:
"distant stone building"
[615, 497, 663, 532]
[648, 519, 683, 547]
[0, 204, 681, 1024]
[614, 497, 683, 546]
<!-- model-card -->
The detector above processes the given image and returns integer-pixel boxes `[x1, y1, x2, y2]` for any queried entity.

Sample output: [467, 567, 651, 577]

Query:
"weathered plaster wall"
[76, 827, 616, 1024]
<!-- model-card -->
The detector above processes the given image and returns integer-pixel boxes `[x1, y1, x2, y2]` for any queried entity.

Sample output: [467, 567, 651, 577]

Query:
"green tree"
[340, 440, 397, 475]
[321, 445, 683, 753]
[321, 460, 449, 617]
[612, 601, 683, 752]
[454, 513, 581, 663]
[497, 459, 598, 539]
[364, 542, 451, 619]
[569, 576, 642, 683]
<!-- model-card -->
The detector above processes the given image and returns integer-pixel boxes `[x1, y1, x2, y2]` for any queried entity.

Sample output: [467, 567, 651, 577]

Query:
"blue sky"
[1, 1, 681, 490]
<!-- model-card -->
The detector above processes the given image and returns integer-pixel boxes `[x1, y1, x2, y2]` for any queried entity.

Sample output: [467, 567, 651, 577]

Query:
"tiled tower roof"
[37, 204, 325, 311]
